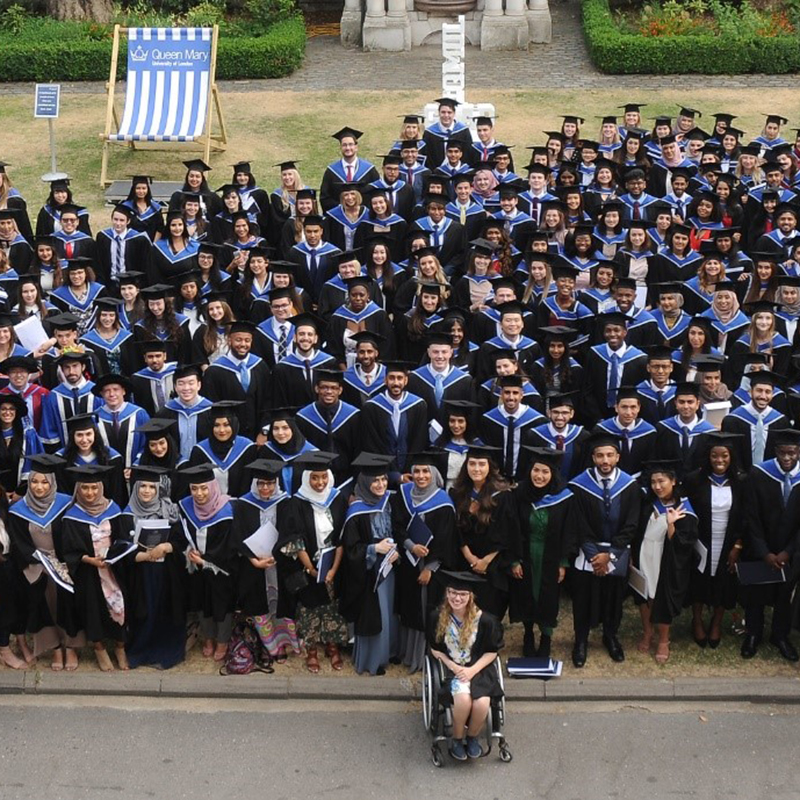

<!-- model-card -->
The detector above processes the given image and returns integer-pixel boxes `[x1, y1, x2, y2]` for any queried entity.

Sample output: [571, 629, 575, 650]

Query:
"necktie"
[364, 372, 372, 387]
[112, 410, 120, 439]
[783, 471, 793, 506]
[346, 164, 353, 182]
[432, 223, 440, 249]
[114, 235, 123, 279]
[460, 204, 466, 225]
[753, 415, 766, 464]
[657, 391, 665, 418]
[238, 360, 250, 392]
[434, 372, 445, 407]
[391, 399, 401, 436]
[504, 415, 516, 478]
[305, 360, 313, 386]
[633, 201, 641, 221]
[65, 240, 74, 259]
[71, 387, 81, 415]
[154, 379, 166, 409]
[407, 167, 414, 186]
[602, 478, 612, 516]
[621, 429, 630, 456]
[482, 145, 488, 160]
[681, 426, 690, 460]
[308, 248, 318, 281]
[531, 197, 540, 224]
[278, 325, 288, 360]
[555, 434, 565, 451]
[607, 353, 620, 408]
[765, 218, 774, 233]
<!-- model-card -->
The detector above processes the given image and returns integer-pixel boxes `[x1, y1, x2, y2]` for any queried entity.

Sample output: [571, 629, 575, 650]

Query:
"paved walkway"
[0, 0, 795, 96]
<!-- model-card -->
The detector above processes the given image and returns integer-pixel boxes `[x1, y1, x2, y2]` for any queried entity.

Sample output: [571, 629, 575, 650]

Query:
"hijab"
[209, 412, 239, 458]
[354, 472, 388, 506]
[191, 479, 230, 522]
[297, 469, 335, 551]
[777, 284, 800, 317]
[267, 418, 307, 457]
[139, 434, 179, 471]
[128, 480, 180, 522]
[410, 466, 444, 504]
[472, 169, 499, 200]
[73, 480, 110, 518]
[25, 471, 56, 518]
[711, 289, 740, 324]
[518, 461, 565, 504]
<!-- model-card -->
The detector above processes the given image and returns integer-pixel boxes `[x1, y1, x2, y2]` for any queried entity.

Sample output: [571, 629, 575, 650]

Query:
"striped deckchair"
[100, 25, 227, 186]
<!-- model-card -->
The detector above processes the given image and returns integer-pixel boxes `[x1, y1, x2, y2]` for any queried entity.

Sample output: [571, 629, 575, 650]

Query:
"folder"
[736, 560, 786, 586]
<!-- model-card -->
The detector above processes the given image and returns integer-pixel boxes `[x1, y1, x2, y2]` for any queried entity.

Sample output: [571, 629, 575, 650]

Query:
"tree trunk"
[45, 0, 114, 23]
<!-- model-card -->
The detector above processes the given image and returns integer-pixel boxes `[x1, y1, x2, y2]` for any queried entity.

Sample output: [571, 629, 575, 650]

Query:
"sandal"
[328, 644, 343, 671]
[202, 639, 215, 658]
[655, 641, 670, 665]
[94, 647, 115, 672]
[115, 647, 130, 671]
[0, 646, 27, 670]
[213, 643, 228, 662]
[274, 648, 288, 664]
[51, 648, 65, 672]
[306, 647, 320, 674]
[637, 632, 653, 654]
[64, 648, 78, 671]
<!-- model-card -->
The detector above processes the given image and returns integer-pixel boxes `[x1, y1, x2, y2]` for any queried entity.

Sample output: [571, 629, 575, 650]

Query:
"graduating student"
[285, 213, 341, 305]
[51, 204, 96, 262]
[325, 183, 367, 254]
[274, 451, 349, 673]
[254, 287, 298, 369]
[475, 300, 541, 384]
[394, 451, 457, 672]
[360, 361, 428, 477]
[595, 386, 657, 478]
[49, 257, 106, 333]
[568, 432, 642, 667]
[168, 159, 221, 220]
[740, 428, 800, 662]
[233, 459, 301, 662]
[131, 340, 176, 417]
[528, 392, 588, 480]
[187, 402, 258, 497]
[80, 297, 137, 378]
[62, 464, 130, 672]
[121, 465, 186, 670]
[339, 453, 401, 676]
[510, 446, 573, 658]
[582, 311, 647, 424]
[269, 312, 337, 408]
[150, 212, 199, 283]
[633, 460, 699, 664]
[156, 364, 213, 462]
[259, 408, 317, 496]
[94, 205, 152, 288]
[36, 179, 91, 238]
[134, 283, 193, 366]
[656, 382, 718, 473]
[721, 371, 787, 471]
[530, 325, 585, 400]
[684, 432, 746, 650]
[319, 127, 379, 213]
[179, 464, 237, 662]
[341, 330, 387, 408]
[636, 345, 677, 425]
[0, 393, 43, 490]
[134, 419, 181, 500]
[200, 320, 269, 440]
[0, 355, 49, 431]
[120, 176, 163, 241]
[92, 374, 150, 471]
[295, 369, 359, 485]
[422, 98, 473, 172]
[411, 194, 465, 276]
[370, 152, 416, 223]
[480, 375, 545, 483]
[408, 331, 474, 422]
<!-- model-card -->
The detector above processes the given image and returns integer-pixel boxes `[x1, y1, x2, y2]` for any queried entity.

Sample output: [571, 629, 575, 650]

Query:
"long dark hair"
[142, 297, 184, 343]
[0, 407, 24, 471]
[64, 424, 110, 466]
[450, 458, 504, 532]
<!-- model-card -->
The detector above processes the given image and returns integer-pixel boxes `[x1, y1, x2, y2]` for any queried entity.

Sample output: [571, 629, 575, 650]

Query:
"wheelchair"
[421, 653, 512, 767]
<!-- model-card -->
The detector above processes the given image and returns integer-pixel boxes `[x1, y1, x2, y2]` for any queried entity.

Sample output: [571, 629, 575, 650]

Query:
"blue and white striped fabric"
[109, 28, 213, 143]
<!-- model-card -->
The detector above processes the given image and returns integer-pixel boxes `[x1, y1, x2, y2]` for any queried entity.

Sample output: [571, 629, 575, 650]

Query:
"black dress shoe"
[537, 634, 552, 659]
[707, 637, 721, 650]
[572, 640, 587, 668]
[693, 635, 708, 649]
[770, 637, 800, 662]
[603, 634, 625, 663]
[522, 630, 536, 658]
[740, 634, 759, 659]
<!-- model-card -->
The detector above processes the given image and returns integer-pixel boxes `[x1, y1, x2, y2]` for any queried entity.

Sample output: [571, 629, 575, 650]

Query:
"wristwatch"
[608, 552, 617, 563]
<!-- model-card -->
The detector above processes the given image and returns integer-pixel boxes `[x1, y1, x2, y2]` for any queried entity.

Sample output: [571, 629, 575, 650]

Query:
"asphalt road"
[1, 696, 798, 800]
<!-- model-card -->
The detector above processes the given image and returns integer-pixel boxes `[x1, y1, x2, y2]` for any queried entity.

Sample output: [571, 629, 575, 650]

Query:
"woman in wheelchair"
[428, 570, 504, 761]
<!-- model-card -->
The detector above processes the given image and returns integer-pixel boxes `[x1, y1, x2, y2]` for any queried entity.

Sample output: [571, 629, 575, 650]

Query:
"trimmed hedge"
[0, 15, 306, 82]
[582, 0, 800, 73]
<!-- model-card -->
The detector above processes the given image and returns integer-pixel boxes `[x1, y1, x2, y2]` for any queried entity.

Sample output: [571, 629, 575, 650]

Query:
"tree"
[44, 0, 114, 23]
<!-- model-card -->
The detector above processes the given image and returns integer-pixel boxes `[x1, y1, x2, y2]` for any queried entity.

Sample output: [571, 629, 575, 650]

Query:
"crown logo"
[131, 45, 148, 62]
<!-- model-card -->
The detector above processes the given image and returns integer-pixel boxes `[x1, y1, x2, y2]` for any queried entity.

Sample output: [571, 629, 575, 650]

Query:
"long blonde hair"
[279, 168, 304, 213]
[435, 591, 481, 651]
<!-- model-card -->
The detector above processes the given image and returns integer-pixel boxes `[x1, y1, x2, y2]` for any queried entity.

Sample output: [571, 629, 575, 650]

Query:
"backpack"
[219, 615, 275, 676]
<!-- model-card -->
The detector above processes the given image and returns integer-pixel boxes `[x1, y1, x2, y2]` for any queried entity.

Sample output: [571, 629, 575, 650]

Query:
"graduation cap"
[183, 159, 211, 172]
[465, 444, 502, 462]
[641, 459, 683, 477]
[490, 348, 517, 365]
[674, 381, 701, 398]
[335, 249, 362, 266]
[418, 281, 445, 298]
[407, 450, 448, 474]
[67, 464, 114, 482]
[231, 161, 253, 175]
[350, 330, 385, 350]
[351, 452, 395, 477]
[54, 349, 93, 365]
[136, 339, 171, 353]
[425, 329, 453, 347]
[46, 313, 79, 331]
[66, 412, 99, 433]
[399, 114, 425, 124]
[378, 152, 403, 166]
[228, 320, 258, 336]
[399, 139, 420, 151]
[525, 162, 552, 176]
[451, 171, 475, 186]
[0, 393, 28, 418]
[434, 97, 460, 109]
[135, 418, 177, 438]
[0, 311, 18, 328]
[180, 463, 217, 484]
[49, 177, 71, 190]
[268, 259, 295, 276]
[128, 464, 169, 487]
[711, 112, 737, 123]
[383, 360, 416, 374]
[659, 134, 678, 146]
[93, 297, 124, 313]
[772, 428, 800, 446]
[469, 237, 498, 257]
[684, 127, 710, 142]
[245, 458, 286, 480]
[313, 368, 344, 386]
[561, 114, 586, 124]
[747, 370, 781, 388]
[294, 451, 338, 470]
[435, 569, 485, 591]
[615, 385, 642, 403]
[268, 286, 295, 304]
[703, 430, 743, 448]
[296, 188, 317, 201]
[650, 115, 673, 125]
[444, 139, 465, 152]
[264, 406, 301, 423]
[615, 277, 637, 292]
[117, 270, 145, 286]
[443, 399, 481, 414]
[173, 363, 204, 382]
[744, 299, 780, 315]
[343, 274, 373, 293]
[622, 128, 648, 140]
[645, 344, 674, 362]
[112, 203, 134, 219]
[677, 106, 702, 119]
[288, 311, 325, 332]
[619, 103, 647, 113]
[539, 325, 578, 341]
[498, 375, 524, 389]
[28, 453, 66, 475]
[552, 262, 580, 280]
[546, 390, 579, 409]
[210, 400, 244, 420]
[274, 160, 301, 171]
[422, 193, 447, 208]
[692, 355, 725, 372]
[586, 430, 622, 452]
[521, 445, 564, 471]
[0, 161, 10, 174]
[763, 113, 789, 126]
[654, 281, 684, 297]
[92, 373, 134, 395]
[0, 355, 38, 374]
[64, 256, 94, 272]
[140, 284, 174, 300]
[331, 126, 364, 142]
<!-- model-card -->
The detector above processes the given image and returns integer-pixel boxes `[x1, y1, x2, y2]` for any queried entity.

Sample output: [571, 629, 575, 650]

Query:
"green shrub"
[184, 0, 227, 26]
[0, 14, 305, 81]
[582, 0, 800, 73]
[0, 3, 32, 33]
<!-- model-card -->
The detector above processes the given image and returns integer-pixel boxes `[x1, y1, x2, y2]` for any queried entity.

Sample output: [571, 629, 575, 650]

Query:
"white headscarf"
[297, 469, 335, 552]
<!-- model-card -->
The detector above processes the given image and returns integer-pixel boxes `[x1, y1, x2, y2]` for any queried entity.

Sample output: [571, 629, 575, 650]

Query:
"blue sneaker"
[449, 739, 467, 761]
[466, 736, 483, 759]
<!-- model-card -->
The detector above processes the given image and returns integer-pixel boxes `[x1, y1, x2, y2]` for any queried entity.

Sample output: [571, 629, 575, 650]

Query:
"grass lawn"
[2, 87, 799, 220]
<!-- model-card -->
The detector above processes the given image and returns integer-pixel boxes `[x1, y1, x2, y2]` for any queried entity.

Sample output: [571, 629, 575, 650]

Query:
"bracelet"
[733, 543, 743, 550]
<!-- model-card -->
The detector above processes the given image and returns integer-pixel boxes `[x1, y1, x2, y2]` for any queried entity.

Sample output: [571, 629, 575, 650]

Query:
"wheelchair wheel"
[431, 744, 445, 768]
[422, 657, 435, 732]
[499, 743, 513, 763]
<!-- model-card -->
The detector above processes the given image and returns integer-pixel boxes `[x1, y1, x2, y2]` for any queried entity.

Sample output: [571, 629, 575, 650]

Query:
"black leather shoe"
[603, 634, 625, 662]
[522, 630, 536, 658]
[740, 634, 759, 659]
[572, 640, 587, 668]
[770, 637, 800, 662]
[537, 634, 552, 659]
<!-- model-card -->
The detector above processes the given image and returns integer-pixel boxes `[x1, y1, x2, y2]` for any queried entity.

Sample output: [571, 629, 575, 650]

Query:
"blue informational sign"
[34, 84, 61, 119]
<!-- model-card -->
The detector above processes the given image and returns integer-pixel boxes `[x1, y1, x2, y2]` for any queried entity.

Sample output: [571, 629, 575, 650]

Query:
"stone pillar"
[482, 0, 502, 17]
[387, 0, 405, 16]
[480, 0, 529, 49]
[526, 0, 552, 42]
[340, 0, 363, 47]
[362, 0, 412, 51]
[365, 0, 385, 17]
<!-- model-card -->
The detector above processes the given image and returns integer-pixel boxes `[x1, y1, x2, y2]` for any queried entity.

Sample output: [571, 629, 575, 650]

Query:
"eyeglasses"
[447, 590, 471, 599]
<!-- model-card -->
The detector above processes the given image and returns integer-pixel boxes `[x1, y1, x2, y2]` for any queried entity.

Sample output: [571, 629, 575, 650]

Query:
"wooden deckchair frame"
[99, 24, 228, 187]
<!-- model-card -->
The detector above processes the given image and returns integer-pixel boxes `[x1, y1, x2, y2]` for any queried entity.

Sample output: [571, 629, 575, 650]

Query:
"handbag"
[284, 569, 310, 596]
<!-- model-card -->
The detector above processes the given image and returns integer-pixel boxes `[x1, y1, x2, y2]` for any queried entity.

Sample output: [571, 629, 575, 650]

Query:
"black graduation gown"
[326, 308, 395, 366]
[179, 498, 238, 622]
[188, 438, 258, 499]
[7, 493, 81, 636]
[270, 352, 338, 409]
[94, 229, 152, 286]
[582, 345, 648, 425]
[407, 367, 474, 423]
[684, 469, 744, 609]
[62, 502, 130, 641]
[452, 489, 518, 617]
[294, 401, 359, 485]
[721, 408, 787, 472]
[273, 491, 347, 619]
[426, 608, 504, 704]
[233, 493, 291, 616]
[632, 498, 699, 624]
[508, 486, 573, 628]
[360, 392, 429, 474]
